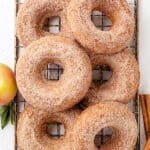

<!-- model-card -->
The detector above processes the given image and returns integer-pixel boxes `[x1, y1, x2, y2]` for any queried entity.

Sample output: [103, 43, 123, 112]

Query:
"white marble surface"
[0, 0, 16, 150]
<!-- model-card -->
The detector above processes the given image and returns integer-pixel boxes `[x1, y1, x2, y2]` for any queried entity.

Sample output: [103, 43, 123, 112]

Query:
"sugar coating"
[83, 49, 140, 106]
[16, 36, 92, 112]
[16, 0, 138, 149]
[17, 105, 81, 150]
[62, 102, 138, 150]
[17, 0, 73, 47]
[67, 0, 135, 54]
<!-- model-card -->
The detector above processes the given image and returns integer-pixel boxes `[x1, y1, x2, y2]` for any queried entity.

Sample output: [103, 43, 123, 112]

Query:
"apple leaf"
[9, 103, 14, 125]
[0, 106, 8, 116]
[0, 102, 15, 129]
[1, 109, 9, 129]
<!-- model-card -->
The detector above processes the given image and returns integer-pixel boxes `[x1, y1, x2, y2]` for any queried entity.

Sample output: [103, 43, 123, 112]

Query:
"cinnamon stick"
[140, 95, 150, 140]
[144, 137, 150, 150]
[145, 95, 150, 128]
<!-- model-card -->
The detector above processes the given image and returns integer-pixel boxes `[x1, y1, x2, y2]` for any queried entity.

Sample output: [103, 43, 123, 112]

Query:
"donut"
[66, 102, 138, 150]
[67, 0, 135, 54]
[83, 49, 139, 106]
[17, 105, 81, 150]
[16, 36, 92, 112]
[17, 0, 73, 47]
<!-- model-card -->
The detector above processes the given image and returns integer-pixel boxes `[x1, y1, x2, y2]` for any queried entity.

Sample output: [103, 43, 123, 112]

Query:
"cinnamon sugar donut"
[67, 102, 138, 150]
[16, 36, 92, 112]
[83, 49, 139, 106]
[17, 106, 81, 150]
[68, 0, 135, 54]
[17, 0, 73, 47]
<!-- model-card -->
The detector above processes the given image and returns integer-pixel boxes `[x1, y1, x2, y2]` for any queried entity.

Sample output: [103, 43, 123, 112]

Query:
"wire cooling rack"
[15, 0, 140, 149]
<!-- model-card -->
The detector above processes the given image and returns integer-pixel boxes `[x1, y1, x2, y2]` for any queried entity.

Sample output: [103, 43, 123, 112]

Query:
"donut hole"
[91, 10, 112, 31]
[44, 63, 63, 80]
[93, 65, 112, 86]
[46, 122, 65, 139]
[94, 127, 113, 148]
[78, 101, 87, 110]
[42, 16, 61, 34]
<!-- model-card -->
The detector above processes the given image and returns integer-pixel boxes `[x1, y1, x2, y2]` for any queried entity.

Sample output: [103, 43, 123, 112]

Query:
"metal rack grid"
[15, 0, 140, 149]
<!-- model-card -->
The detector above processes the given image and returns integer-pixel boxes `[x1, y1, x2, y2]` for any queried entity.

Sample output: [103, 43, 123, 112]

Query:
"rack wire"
[15, 0, 140, 149]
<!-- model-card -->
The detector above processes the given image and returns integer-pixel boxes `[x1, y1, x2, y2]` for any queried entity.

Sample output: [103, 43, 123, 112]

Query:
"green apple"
[0, 64, 17, 105]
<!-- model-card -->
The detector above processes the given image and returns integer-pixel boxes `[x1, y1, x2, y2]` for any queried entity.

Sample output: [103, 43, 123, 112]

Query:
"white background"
[0, 0, 16, 150]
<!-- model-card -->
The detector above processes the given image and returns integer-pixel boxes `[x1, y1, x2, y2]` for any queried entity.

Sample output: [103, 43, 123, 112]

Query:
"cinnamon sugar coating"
[17, 0, 73, 47]
[64, 102, 138, 150]
[16, 36, 92, 112]
[17, 105, 81, 150]
[67, 0, 135, 54]
[83, 49, 139, 106]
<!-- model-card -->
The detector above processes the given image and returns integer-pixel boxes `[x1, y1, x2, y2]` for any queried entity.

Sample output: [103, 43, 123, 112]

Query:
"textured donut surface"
[17, 106, 81, 150]
[66, 102, 138, 150]
[83, 49, 139, 106]
[17, 0, 73, 47]
[68, 0, 135, 54]
[16, 36, 92, 112]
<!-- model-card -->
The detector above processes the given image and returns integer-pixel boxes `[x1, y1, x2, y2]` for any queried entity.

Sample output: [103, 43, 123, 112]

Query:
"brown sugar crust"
[83, 49, 139, 106]
[16, 36, 92, 112]
[17, 0, 73, 47]
[67, 0, 135, 54]
[17, 105, 81, 150]
[66, 102, 138, 150]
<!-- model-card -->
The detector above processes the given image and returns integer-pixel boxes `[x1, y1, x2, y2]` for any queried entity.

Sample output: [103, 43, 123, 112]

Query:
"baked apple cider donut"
[68, 0, 135, 54]
[17, 106, 81, 150]
[68, 102, 138, 150]
[17, 0, 73, 47]
[83, 49, 139, 106]
[16, 36, 92, 112]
